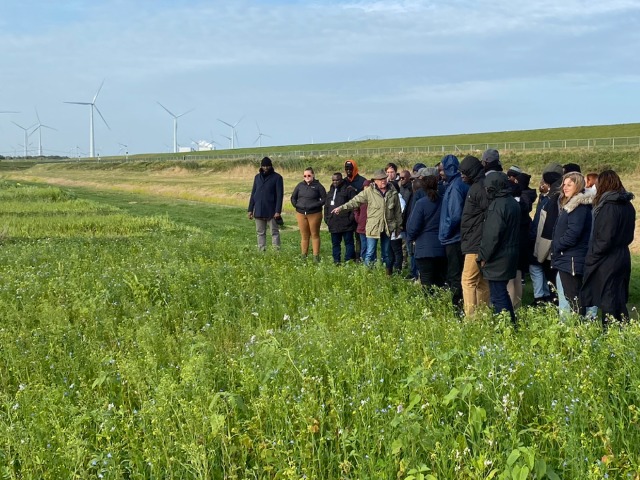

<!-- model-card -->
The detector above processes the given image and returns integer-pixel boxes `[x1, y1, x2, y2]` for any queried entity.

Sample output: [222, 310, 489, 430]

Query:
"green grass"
[1, 181, 640, 478]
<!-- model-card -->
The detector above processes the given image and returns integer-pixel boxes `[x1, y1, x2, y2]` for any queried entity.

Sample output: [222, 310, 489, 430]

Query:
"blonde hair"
[559, 172, 585, 205]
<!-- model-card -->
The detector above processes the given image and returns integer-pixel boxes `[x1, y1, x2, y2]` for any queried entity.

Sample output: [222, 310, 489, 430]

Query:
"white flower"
[18, 384, 26, 391]
[108, 403, 114, 410]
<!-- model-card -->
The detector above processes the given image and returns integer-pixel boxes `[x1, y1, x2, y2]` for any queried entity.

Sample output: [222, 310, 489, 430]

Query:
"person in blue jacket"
[438, 154, 469, 309]
[406, 174, 446, 290]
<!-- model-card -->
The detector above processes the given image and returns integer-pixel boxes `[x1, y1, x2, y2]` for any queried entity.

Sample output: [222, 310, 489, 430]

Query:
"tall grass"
[1, 182, 640, 478]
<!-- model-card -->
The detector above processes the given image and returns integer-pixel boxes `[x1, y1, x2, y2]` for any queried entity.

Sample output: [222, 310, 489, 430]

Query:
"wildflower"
[18, 384, 26, 391]
[396, 404, 404, 414]
[108, 403, 114, 410]
[12, 403, 19, 410]
[251, 312, 259, 317]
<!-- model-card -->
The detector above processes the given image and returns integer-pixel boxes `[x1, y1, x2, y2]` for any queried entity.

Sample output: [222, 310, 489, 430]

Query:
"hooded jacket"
[459, 155, 488, 254]
[580, 190, 636, 313]
[341, 183, 403, 238]
[248, 167, 284, 218]
[291, 179, 327, 215]
[551, 191, 593, 276]
[478, 173, 521, 281]
[438, 155, 470, 245]
[344, 160, 366, 193]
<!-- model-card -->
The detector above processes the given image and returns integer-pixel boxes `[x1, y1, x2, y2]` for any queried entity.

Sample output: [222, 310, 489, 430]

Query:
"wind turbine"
[64, 80, 110, 158]
[32, 109, 57, 157]
[253, 122, 271, 147]
[220, 134, 232, 149]
[157, 102, 193, 153]
[218, 116, 243, 149]
[12, 121, 36, 158]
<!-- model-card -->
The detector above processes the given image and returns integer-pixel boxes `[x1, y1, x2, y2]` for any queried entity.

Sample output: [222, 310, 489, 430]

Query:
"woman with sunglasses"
[291, 167, 327, 261]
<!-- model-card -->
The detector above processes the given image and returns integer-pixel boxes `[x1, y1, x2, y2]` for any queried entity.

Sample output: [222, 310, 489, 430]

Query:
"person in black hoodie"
[478, 172, 521, 325]
[459, 155, 491, 317]
[248, 156, 284, 251]
[291, 167, 327, 261]
[324, 173, 357, 264]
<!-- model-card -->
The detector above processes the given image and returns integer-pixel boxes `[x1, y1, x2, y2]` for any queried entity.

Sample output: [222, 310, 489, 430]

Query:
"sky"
[0, 0, 639, 157]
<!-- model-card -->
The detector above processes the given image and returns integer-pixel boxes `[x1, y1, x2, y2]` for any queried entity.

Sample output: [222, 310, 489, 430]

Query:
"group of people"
[247, 152, 636, 327]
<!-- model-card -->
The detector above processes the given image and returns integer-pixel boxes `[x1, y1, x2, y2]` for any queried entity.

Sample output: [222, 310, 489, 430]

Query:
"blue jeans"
[330, 231, 355, 263]
[359, 233, 373, 262]
[529, 263, 550, 299]
[365, 233, 390, 268]
[555, 272, 571, 320]
[489, 279, 516, 325]
[557, 271, 598, 320]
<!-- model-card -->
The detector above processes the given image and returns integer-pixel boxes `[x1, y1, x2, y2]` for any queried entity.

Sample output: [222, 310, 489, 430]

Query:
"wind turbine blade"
[93, 79, 106, 103]
[0, 110, 19, 113]
[218, 118, 233, 128]
[11, 121, 24, 129]
[233, 115, 245, 127]
[35, 108, 41, 123]
[64, 101, 91, 105]
[176, 108, 194, 119]
[157, 102, 176, 117]
[94, 105, 111, 130]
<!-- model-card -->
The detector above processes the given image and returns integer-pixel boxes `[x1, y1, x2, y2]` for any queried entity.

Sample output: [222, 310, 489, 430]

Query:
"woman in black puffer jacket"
[551, 172, 592, 315]
[291, 167, 327, 261]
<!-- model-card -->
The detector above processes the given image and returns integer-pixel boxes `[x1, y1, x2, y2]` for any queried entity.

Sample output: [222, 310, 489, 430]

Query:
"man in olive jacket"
[478, 172, 520, 325]
[331, 169, 403, 273]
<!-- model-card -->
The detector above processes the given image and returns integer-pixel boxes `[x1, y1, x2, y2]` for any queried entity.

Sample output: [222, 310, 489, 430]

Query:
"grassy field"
[1, 180, 640, 479]
[87, 122, 640, 162]
[2, 138, 640, 478]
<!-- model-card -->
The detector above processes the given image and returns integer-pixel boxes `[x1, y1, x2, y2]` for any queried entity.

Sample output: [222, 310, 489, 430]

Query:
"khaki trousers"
[296, 211, 322, 256]
[461, 254, 490, 317]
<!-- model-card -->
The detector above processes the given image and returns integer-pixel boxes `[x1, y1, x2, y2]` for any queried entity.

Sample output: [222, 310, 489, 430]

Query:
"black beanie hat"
[563, 163, 581, 174]
[543, 171, 561, 185]
[261, 156, 273, 167]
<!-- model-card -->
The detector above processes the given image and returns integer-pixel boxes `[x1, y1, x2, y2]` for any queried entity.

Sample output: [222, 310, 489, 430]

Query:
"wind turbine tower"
[32, 109, 56, 157]
[64, 80, 110, 158]
[12, 121, 36, 158]
[254, 122, 271, 148]
[157, 102, 193, 153]
[218, 116, 244, 149]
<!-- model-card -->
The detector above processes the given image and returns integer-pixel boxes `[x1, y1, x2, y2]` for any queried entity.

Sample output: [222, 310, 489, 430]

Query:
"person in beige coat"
[331, 169, 403, 273]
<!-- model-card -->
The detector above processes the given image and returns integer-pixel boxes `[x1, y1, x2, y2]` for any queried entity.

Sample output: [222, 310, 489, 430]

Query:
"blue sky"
[0, 0, 639, 156]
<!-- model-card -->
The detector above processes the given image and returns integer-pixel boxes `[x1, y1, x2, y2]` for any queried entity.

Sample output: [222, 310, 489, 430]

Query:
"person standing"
[438, 154, 470, 310]
[324, 172, 357, 264]
[581, 170, 635, 326]
[478, 172, 521, 325]
[406, 174, 446, 290]
[291, 167, 327, 261]
[248, 156, 284, 251]
[551, 172, 593, 315]
[344, 159, 366, 193]
[459, 155, 490, 317]
[332, 169, 403, 274]
[344, 159, 366, 258]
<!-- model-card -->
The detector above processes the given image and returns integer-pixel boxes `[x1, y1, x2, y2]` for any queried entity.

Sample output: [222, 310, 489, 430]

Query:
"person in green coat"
[477, 172, 521, 324]
[331, 169, 403, 273]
